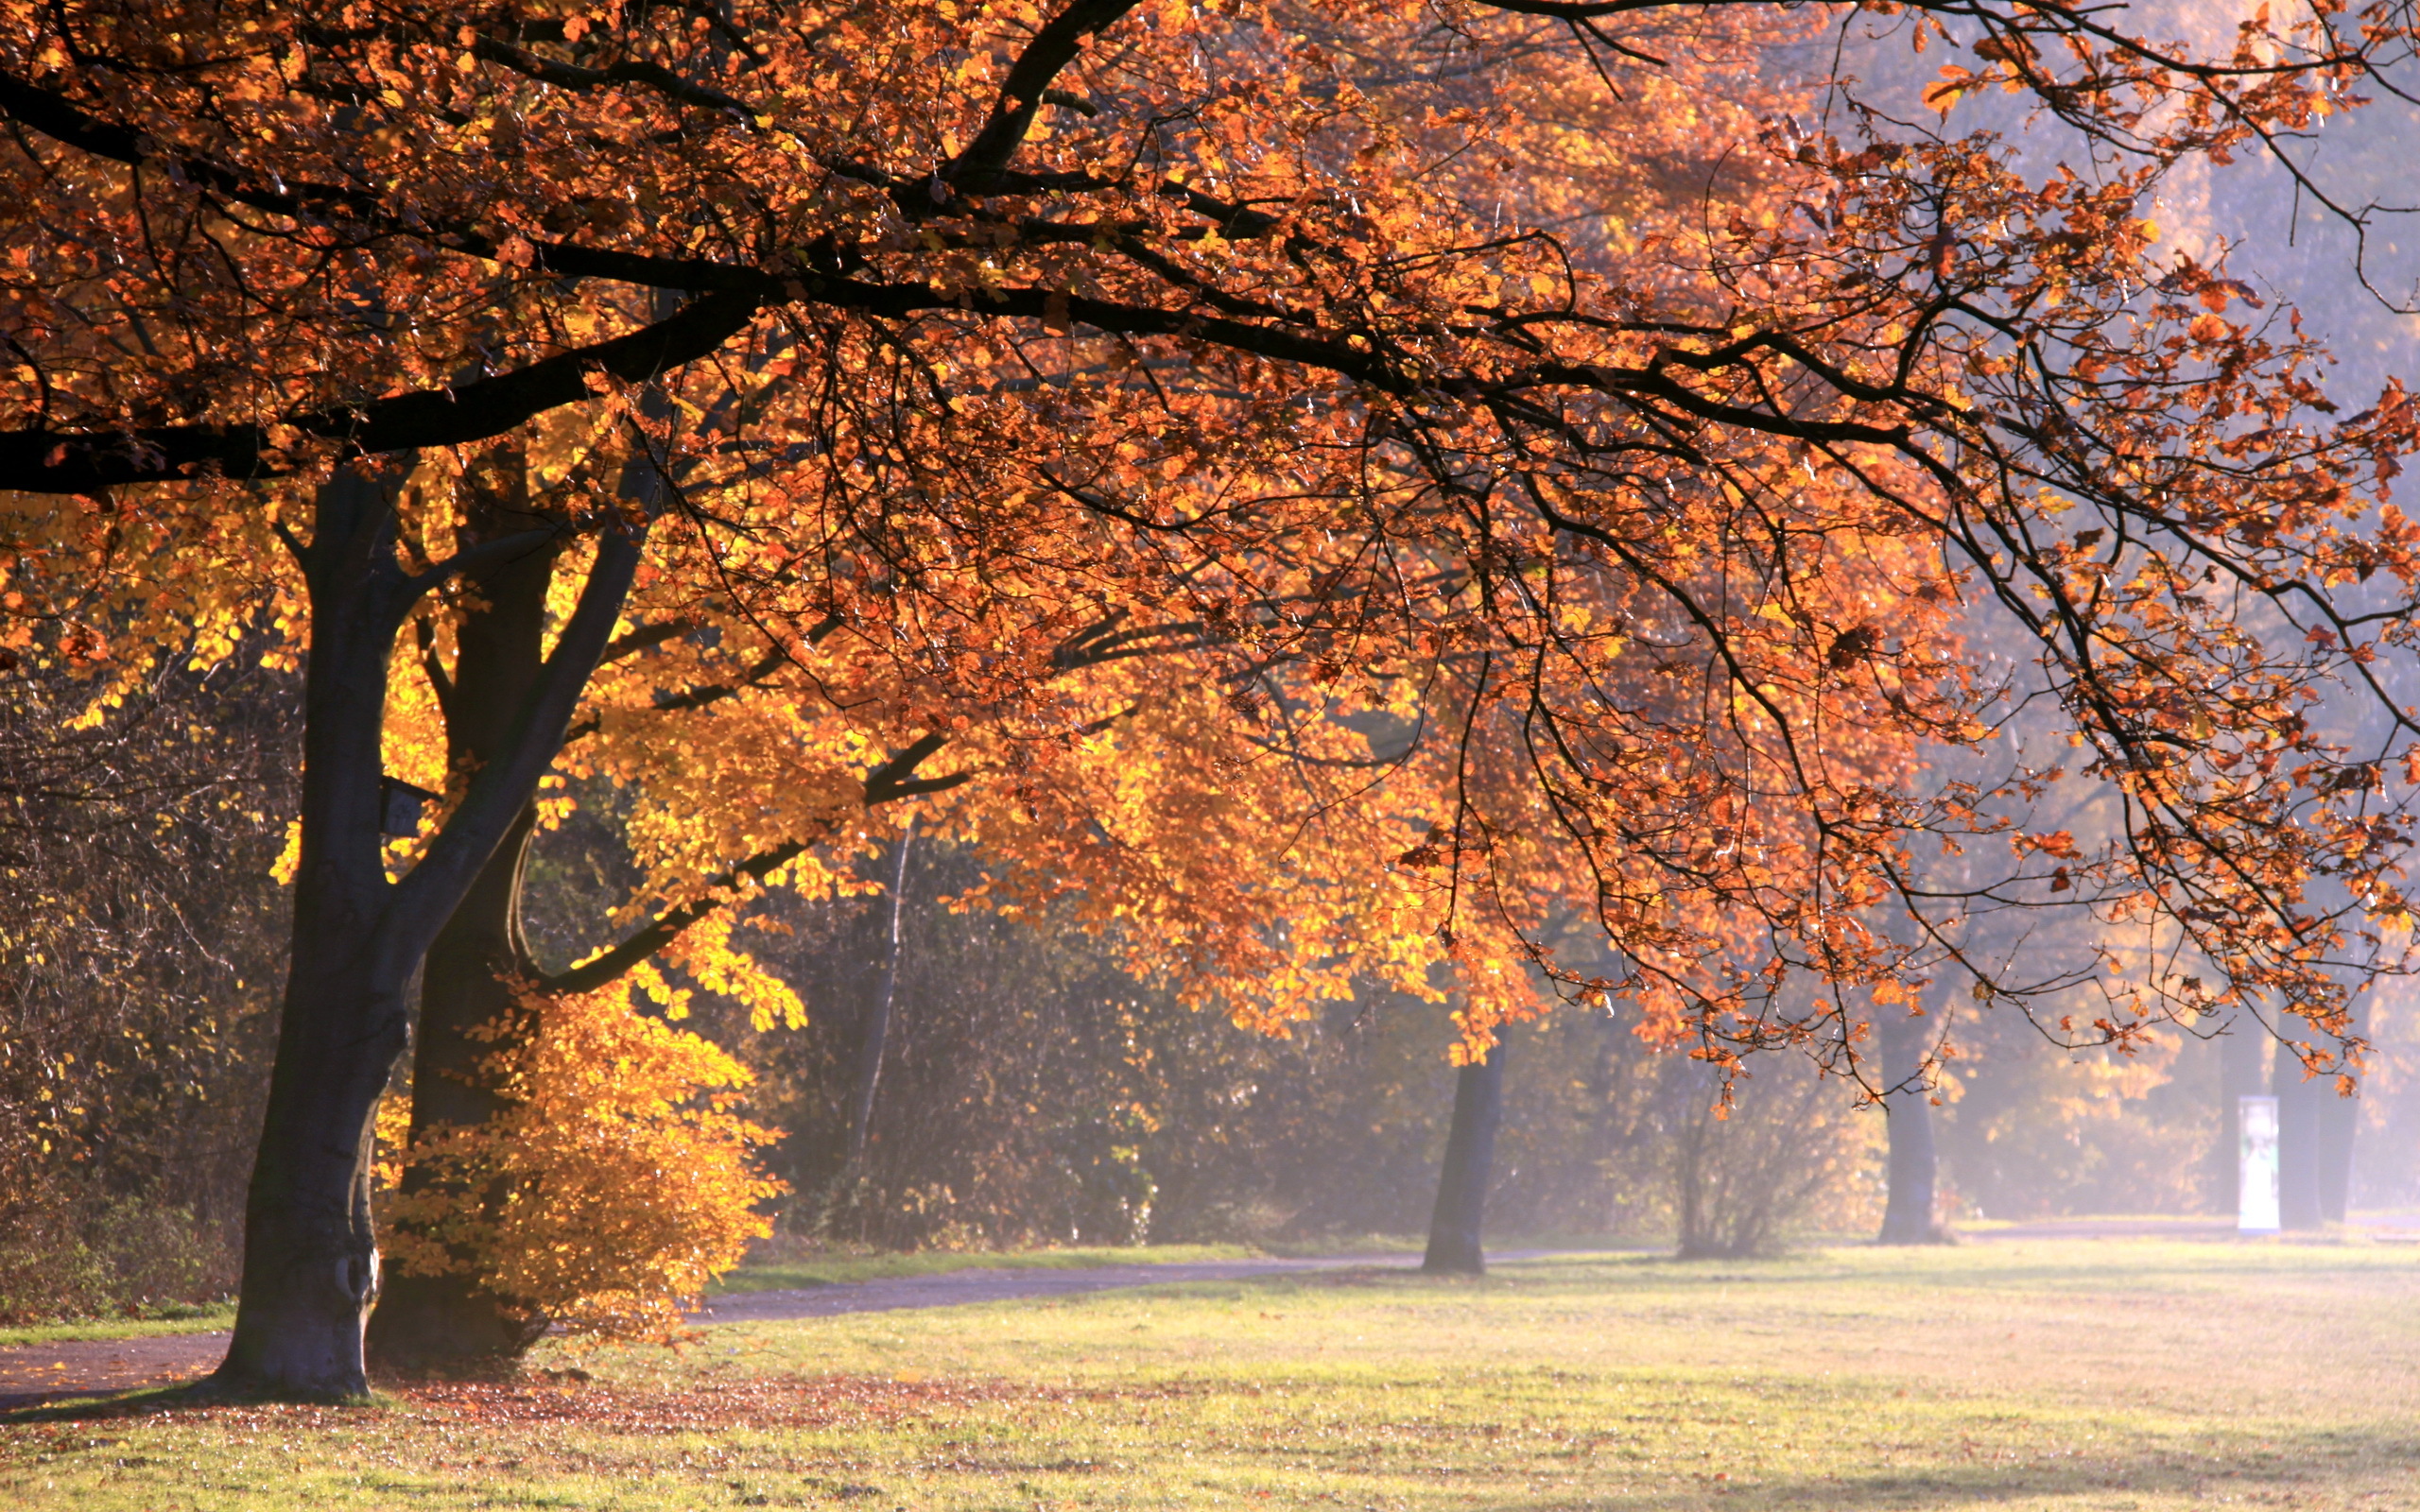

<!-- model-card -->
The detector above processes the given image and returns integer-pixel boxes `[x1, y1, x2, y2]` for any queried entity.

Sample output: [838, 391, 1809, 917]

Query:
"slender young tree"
[847, 819, 917, 1167]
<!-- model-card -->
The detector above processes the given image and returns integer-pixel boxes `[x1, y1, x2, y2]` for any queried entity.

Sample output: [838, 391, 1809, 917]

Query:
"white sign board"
[2238, 1094, 2280, 1233]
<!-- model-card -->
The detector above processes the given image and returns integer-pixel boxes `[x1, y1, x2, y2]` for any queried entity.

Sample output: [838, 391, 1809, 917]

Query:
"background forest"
[6, 649, 2414, 1322]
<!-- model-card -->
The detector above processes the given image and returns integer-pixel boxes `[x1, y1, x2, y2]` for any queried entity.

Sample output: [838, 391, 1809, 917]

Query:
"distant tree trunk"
[2317, 1000, 2363, 1225]
[368, 462, 560, 1372]
[1423, 1038, 1507, 1276]
[846, 818, 915, 1165]
[2275, 1037, 2325, 1230]
[2219, 1017, 2270, 1217]
[1875, 1011, 1944, 1245]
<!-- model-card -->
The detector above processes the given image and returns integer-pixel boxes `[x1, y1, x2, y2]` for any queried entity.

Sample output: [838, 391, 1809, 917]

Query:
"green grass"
[0, 1304, 233, 1349]
[713, 1232, 1659, 1294]
[711, 1241, 1269, 1295]
[6, 1238, 2416, 1509]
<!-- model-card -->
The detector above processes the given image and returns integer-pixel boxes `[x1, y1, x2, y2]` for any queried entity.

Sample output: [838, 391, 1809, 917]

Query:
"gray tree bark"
[2275, 1037, 2325, 1231]
[2316, 1000, 2363, 1225]
[1875, 1010, 1944, 1245]
[1423, 1039, 1508, 1276]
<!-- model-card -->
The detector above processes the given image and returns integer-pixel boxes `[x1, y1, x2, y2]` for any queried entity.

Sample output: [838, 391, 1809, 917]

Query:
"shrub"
[0, 1199, 236, 1323]
[1674, 1056, 1879, 1259]
[378, 980, 784, 1341]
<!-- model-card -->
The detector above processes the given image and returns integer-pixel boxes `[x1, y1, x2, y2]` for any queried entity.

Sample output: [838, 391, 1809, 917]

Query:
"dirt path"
[0, 1331, 230, 1411]
[0, 1254, 1420, 1412]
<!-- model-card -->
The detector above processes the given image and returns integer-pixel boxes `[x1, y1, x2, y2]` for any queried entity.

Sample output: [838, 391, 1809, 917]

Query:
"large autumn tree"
[7, 0, 2420, 1400]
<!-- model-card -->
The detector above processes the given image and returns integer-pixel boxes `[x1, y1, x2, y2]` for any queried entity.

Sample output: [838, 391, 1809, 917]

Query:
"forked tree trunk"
[212, 463, 641, 1400]
[368, 466, 560, 1372]
[1876, 1010, 1944, 1245]
[1423, 1038, 1507, 1276]
[214, 468, 433, 1399]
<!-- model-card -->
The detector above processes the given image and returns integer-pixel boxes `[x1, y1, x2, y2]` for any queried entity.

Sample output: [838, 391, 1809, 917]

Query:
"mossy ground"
[4, 1239, 2411, 1509]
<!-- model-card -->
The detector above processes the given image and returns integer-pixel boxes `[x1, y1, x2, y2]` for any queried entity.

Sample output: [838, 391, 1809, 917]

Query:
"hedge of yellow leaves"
[376, 980, 782, 1341]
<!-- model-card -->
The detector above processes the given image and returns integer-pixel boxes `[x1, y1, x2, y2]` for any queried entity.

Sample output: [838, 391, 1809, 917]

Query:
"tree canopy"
[12, 0, 2419, 1040]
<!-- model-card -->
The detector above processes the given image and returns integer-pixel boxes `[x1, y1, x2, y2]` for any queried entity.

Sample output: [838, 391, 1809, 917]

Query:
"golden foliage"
[378, 982, 783, 1342]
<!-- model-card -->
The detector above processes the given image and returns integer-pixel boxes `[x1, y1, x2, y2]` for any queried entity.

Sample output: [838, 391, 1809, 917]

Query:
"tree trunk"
[214, 467, 434, 1399]
[1423, 1037, 1507, 1276]
[2219, 1016, 2270, 1217]
[2317, 1000, 2363, 1225]
[2275, 1036, 2325, 1231]
[362, 811, 551, 1368]
[2317, 1085, 2358, 1224]
[369, 466, 561, 1371]
[845, 818, 915, 1165]
[212, 463, 643, 1400]
[1876, 1010, 1944, 1245]
[216, 949, 412, 1399]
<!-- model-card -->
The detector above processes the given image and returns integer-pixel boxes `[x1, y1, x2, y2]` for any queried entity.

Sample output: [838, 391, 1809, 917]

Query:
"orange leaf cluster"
[3, 0, 2416, 1084]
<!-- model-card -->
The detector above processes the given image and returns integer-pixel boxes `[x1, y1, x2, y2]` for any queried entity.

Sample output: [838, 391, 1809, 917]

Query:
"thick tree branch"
[9, 249, 1985, 498]
[1, 292, 762, 491]
[537, 730, 967, 994]
[862, 733, 973, 806]
[538, 837, 806, 996]
[599, 619, 699, 665]
[390, 525, 646, 956]
[467, 36, 754, 118]
[405, 526, 564, 596]
[948, 0, 1141, 187]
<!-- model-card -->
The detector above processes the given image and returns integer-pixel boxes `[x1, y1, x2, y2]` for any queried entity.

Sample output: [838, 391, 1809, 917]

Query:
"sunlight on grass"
[4, 1239, 2413, 1509]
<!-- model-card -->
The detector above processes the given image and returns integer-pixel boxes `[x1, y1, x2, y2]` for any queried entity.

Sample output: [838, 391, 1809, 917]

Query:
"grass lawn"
[0, 1306, 236, 1350]
[709, 1241, 1273, 1295]
[3, 1238, 2413, 1509]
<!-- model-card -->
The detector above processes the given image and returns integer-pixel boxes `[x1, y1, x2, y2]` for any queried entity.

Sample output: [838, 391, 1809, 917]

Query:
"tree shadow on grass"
[0, 1372, 393, 1419]
[0, 1380, 228, 1420]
